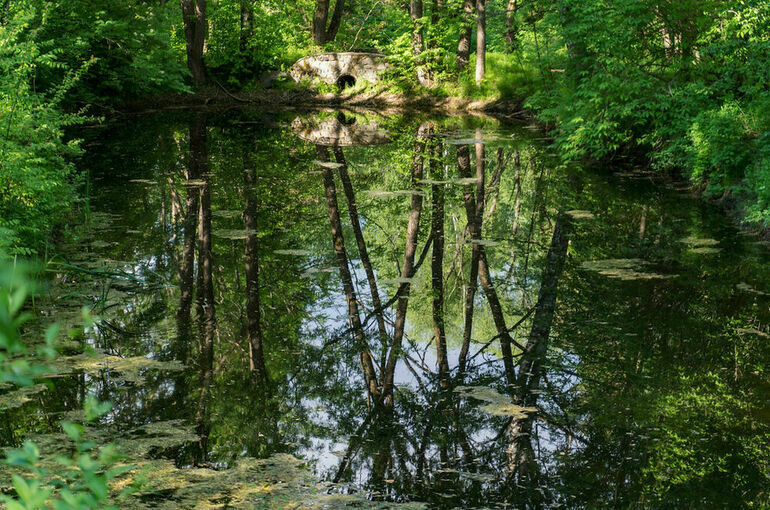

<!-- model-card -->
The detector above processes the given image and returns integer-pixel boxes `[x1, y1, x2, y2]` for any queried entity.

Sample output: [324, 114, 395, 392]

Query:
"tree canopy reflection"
[4, 109, 769, 508]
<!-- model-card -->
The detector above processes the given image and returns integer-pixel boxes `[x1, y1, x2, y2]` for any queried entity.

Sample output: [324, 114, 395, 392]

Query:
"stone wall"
[289, 52, 390, 86]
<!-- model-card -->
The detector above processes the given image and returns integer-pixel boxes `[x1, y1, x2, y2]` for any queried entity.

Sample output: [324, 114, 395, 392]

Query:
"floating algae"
[120, 453, 427, 509]
[363, 190, 424, 199]
[565, 210, 595, 220]
[479, 402, 538, 418]
[416, 179, 451, 185]
[737, 282, 767, 296]
[580, 259, 671, 280]
[452, 177, 481, 185]
[445, 138, 485, 145]
[274, 249, 313, 256]
[680, 236, 721, 254]
[212, 229, 256, 240]
[212, 210, 242, 219]
[51, 353, 184, 386]
[313, 160, 345, 169]
[690, 247, 722, 254]
[0, 383, 48, 411]
[454, 386, 538, 418]
[301, 267, 337, 278]
[680, 236, 720, 246]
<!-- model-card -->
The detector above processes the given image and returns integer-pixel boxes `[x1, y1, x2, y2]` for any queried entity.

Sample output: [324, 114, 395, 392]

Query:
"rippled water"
[4, 109, 770, 508]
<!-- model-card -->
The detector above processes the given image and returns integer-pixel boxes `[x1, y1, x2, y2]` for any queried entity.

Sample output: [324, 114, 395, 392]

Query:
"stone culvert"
[289, 52, 390, 89]
[291, 114, 390, 147]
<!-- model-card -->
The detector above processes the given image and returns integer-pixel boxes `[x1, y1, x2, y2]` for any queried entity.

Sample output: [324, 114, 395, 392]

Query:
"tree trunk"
[516, 212, 570, 395]
[505, 0, 518, 52]
[193, 118, 215, 466]
[457, 0, 473, 72]
[318, 146, 381, 401]
[430, 141, 449, 383]
[313, 0, 330, 45]
[410, 0, 432, 87]
[456, 144, 477, 375]
[313, 0, 345, 45]
[177, 119, 202, 338]
[181, 0, 207, 85]
[334, 148, 389, 344]
[505, 213, 570, 502]
[326, 0, 345, 42]
[240, 0, 253, 51]
[382, 124, 429, 405]
[475, 0, 486, 85]
[243, 162, 268, 385]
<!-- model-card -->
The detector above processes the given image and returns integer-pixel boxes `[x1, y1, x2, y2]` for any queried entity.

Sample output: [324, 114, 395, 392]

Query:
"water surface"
[4, 109, 770, 508]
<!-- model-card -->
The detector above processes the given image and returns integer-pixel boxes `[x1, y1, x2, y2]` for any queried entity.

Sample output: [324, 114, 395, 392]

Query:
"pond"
[3, 108, 770, 508]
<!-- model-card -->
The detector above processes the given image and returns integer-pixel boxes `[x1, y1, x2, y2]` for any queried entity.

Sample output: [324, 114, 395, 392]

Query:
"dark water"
[5, 109, 770, 508]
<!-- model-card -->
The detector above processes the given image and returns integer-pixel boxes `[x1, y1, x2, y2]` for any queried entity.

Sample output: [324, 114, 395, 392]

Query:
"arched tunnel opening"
[336, 74, 356, 90]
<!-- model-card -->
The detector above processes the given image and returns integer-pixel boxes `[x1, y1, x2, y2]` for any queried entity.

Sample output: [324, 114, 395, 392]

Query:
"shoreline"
[114, 87, 532, 118]
[106, 88, 767, 239]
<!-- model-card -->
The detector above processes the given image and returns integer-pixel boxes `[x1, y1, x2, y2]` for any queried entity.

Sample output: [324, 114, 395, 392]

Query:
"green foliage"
[8, 0, 189, 102]
[0, 261, 126, 508]
[0, 10, 85, 254]
[522, 0, 770, 225]
[206, 0, 309, 86]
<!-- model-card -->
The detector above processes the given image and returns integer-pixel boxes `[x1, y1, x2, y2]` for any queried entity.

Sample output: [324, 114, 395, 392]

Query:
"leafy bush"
[521, 0, 770, 225]
[0, 10, 85, 254]
[0, 259, 127, 509]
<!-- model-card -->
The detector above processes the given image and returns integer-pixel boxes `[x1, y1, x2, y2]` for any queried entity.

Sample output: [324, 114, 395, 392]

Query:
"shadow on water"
[3, 108, 770, 508]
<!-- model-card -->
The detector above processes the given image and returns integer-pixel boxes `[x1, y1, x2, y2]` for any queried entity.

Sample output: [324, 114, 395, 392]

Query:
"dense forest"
[1, 1, 770, 508]
[2, 0, 769, 253]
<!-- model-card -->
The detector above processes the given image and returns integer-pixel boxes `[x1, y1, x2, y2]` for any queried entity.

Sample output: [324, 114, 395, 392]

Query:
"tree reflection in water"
[7, 109, 770, 508]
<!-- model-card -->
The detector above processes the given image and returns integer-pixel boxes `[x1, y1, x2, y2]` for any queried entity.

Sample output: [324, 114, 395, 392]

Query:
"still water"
[4, 109, 770, 508]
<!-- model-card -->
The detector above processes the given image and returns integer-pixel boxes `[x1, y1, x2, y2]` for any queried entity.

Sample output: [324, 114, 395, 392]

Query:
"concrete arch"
[289, 52, 390, 86]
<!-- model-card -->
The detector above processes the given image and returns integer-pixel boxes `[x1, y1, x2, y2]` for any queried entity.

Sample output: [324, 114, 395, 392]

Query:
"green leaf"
[61, 421, 83, 442]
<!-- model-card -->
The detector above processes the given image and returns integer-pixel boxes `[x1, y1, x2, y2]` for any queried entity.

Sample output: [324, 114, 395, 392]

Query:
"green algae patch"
[362, 190, 424, 199]
[680, 236, 722, 254]
[123, 420, 200, 457]
[51, 352, 185, 386]
[470, 239, 500, 246]
[737, 282, 767, 296]
[120, 454, 427, 509]
[679, 236, 719, 246]
[212, 210, 242, 219]
[274, 249, 313, 256]
[0, 383, 48, 411]
[565, 210, 595, 220]
[301, 267, 337, 278]
[212, 229, 257, 240]
[454, 386, 537, 418]
[580, 259, 672, 281]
